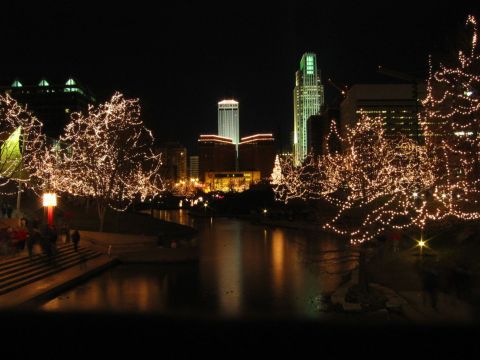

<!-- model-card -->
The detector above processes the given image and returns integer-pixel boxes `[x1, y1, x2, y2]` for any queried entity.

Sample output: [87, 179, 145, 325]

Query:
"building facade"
[307, 107, 341, 155]
[204, 171, 261, 193]
[198, 135, 236, 182]
[293, 53, 324, 165]
[218, 100, 239, 155]
[340, 84, 425, 141]
[1, 77, 96, 138]
[238, 134, 276, 179]
[158, 142, 187, 183]
[189, 155, 199, 180]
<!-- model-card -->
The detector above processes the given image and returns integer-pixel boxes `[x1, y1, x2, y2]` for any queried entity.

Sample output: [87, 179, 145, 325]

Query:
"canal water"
[39, 210, 356, 318]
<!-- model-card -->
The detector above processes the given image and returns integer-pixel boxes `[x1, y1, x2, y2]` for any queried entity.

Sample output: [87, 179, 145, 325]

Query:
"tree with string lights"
[272, 115, 436, 244]
[421, 15, 480, 223]
[273, 115, 436, 296]
[0, 93, 45, 211]
[321, 115, 436, 244]
[45, 92, 163, 231]
[271, 153, 324, 203]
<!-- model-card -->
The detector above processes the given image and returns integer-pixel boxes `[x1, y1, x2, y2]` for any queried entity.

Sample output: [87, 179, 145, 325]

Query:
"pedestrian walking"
[26, 230, 39, 259]
[6, 204, 13, 219]
[421, 266, 440, 311]
[1, 203, 6, 218]
[40, 234, 51, 257]
[49, 225, 58, 255]
[393, 232, 401, 253]
[452, 264, 473, 301]
[45, 225, 58, 255]
[71, 229, 80, 252]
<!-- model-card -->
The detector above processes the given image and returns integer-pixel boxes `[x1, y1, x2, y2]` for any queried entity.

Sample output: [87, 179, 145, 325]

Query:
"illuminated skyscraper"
[218, 100, 239, 155]
[293, 53, 324, 165]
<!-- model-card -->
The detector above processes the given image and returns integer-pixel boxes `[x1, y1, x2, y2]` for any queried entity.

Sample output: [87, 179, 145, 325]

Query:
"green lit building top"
[293, 53, 324, 165]
[1, 77, 96, 139]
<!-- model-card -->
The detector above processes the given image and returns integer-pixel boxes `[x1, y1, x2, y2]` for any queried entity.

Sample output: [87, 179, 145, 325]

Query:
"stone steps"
[0, 243, 102, 296]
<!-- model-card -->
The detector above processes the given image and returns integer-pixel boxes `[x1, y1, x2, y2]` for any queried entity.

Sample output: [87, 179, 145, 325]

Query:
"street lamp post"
[43, 192, 57, 226]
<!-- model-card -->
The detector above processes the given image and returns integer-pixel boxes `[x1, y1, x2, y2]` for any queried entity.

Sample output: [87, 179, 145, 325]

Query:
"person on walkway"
[421, 266, 440, 311]
[392, 231, 401, 253]
[1, 203, 6, 218]
[15, 227, 28, 252]
[6, 204, 12, 219]
[452, 264, 473, 301]
[40, 234, 51, 258]
[71, 229, 80, 252]
[26, 229, 40, 259]
[49, 225, 58, 256]
[65, 224, 71, 243]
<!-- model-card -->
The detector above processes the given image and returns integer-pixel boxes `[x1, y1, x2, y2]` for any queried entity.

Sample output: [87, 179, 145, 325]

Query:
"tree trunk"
[98, 202, 106, 232]
[114, 210, 120, 233]
[357, 244, 369, 292]
[16, 181, 22, 213]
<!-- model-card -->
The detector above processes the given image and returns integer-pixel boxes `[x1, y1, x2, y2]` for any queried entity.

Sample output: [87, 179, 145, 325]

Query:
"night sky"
[1, 1, 479, 153]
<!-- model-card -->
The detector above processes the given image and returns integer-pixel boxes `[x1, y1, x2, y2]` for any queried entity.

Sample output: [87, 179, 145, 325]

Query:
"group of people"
[0, 218, 81, 259]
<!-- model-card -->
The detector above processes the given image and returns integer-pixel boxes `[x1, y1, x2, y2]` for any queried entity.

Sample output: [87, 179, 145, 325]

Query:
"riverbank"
[326, 225, 480, 323]
[253, 213, 480, 323]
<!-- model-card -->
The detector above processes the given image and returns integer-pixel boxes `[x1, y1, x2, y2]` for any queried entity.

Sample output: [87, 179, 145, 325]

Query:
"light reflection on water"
[40, 211, 355, 318]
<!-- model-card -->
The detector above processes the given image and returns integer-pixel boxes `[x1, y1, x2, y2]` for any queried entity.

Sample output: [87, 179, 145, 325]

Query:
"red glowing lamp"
[42, 192, 57, 225]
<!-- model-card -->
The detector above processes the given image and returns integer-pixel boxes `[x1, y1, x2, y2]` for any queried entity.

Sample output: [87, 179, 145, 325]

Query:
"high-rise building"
[198, 135, 236, 182]
[238, 134, 276, 179]
[218, 100, 239, 155]
[189, 155, 199, 180]
[293, 53, 324, 165]
[157, 142, 187, 183]
[340, 84, 425, 141]
[1, 77, 96, 139]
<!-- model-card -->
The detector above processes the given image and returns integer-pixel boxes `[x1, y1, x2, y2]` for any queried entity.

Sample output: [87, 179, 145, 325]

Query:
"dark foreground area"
[0, 311, 479, 357]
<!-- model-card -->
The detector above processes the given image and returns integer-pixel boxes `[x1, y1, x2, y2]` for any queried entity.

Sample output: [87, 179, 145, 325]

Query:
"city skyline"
[0, 2, 479, 153]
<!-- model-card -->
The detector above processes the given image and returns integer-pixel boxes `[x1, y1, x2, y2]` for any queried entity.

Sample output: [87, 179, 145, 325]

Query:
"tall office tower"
[218, 100, 240, 155]
[293, 53, 324, 165]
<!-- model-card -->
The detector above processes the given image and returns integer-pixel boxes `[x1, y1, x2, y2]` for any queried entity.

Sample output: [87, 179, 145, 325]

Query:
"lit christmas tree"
[271, 155, 282, 185]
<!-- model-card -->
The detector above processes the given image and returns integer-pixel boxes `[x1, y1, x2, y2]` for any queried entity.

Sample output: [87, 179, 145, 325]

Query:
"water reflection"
[40, 211, 355, 318]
